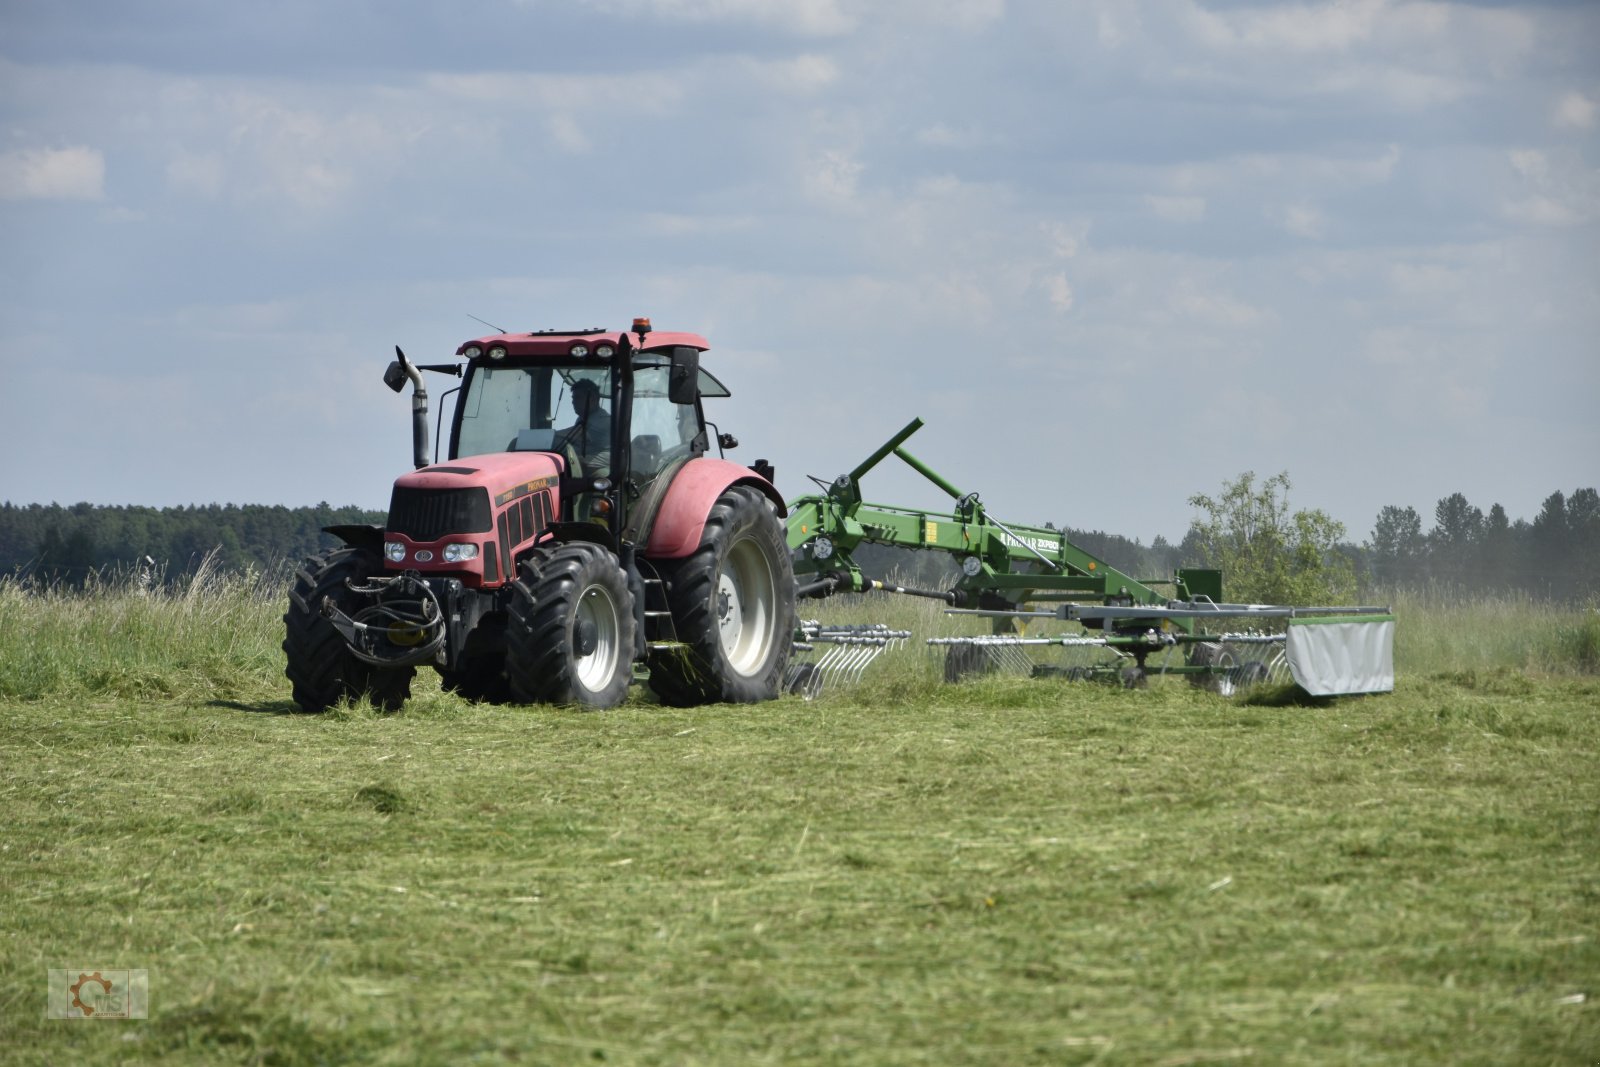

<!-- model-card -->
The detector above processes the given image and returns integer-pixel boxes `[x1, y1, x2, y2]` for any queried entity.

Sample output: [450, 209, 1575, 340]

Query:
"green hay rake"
[786, 622, 914, 700]
[787, 418, 1394, 697]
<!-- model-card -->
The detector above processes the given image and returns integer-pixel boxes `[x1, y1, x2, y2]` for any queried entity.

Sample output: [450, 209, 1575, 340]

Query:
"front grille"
[387, 486, 493, 542]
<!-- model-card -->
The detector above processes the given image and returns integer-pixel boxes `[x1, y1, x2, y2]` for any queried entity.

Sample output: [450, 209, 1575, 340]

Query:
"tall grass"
[1386, 587, 1600, 676]
[0, 554, 289, 702]
[3, 568, 1596, 705]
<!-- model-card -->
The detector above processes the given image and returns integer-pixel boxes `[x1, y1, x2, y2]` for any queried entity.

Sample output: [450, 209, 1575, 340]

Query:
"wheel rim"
[574, 583, 622, 693]
[716, 533, 777, 676]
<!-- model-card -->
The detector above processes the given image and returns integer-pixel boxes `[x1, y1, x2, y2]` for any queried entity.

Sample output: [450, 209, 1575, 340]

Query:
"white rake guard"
[787, 622, 913, 700]
[1285, 616, 1395, 695]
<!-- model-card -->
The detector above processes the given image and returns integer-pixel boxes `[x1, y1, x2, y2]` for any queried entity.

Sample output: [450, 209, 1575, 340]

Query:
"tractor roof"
[455, 327, 709, 359]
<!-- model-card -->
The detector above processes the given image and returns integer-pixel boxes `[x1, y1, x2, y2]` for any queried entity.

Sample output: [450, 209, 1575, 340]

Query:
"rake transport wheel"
[648, 485, 796, 706]
[283, 546, 415, 712]
[505, 542, 635, 708]
[1217, 660, 1270, 698]
[943, 644, 993, 683]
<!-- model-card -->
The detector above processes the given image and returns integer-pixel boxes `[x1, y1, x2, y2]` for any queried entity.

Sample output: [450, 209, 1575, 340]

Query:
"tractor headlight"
[570, 343, 590, 358]
[384, 541, 407, 563]
[595, 343, 615, 359]
[442, 543, 480, 563]
[961, 555, 983, 577]
[811, 536, 834, 560]
[462, 344, 483, 359]
[487, 345, 508, 361]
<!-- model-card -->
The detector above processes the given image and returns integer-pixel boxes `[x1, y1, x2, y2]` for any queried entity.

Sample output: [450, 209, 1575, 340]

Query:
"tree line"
[4, 481, 1595, 603]
[2, 502, 385, 584]
[1054, 476, 1597, 605]
[1369, 488, 1599, 601]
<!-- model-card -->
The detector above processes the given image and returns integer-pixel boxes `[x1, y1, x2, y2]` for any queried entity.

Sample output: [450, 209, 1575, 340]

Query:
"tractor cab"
[446, 322, 730, 529]
[453, 349, 723, 479]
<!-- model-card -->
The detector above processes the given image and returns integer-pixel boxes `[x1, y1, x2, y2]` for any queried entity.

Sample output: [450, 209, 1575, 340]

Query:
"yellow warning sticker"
[924, 520, 938, 544]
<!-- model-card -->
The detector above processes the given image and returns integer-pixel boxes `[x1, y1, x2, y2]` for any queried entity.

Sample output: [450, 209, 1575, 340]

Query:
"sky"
[1, 0, 1596, 547]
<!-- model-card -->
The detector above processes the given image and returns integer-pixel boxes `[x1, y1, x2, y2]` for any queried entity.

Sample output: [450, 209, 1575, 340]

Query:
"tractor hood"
[393, 451, 563, 501]
[384, 451, 565, 588]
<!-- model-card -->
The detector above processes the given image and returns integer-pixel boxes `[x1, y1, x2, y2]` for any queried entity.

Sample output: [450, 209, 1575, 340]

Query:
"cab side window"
[629, 365, 700, 478]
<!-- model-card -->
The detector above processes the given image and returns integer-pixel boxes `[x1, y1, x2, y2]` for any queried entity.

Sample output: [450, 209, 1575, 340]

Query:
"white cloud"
[1506, 149, 1600, 226]
[741, 53, 839, 94]
[914, 124, 998, 150]
[1146, 194, 1206, 223]
[1118, 145, 1400, 215]
[1186, 0, 1387, 53]
[0, 146, 105, 200]
[1508, 148, 1548, 182]
[911, 0, 1006, 31]
[424, 70, 685, 114]
[147, 85, 460, 214]
[1278, 204, 1326, 239]
[546, 114, 593, 155]
[1043, 272, 1074, 311]
[1161, 0, 1536, 110]
[1360, 325, 1491, 418]
[643, 212, 755, 235]
[165, 151, 225, 199]
[805, 148, 863, 205]
[1554, 91, 1596, 131]
[1041, 221, 1082, 259]
[1387, 260, 1461, 298]
[576, 0, 856, 36]
[1308, 64, 1471, 109]
[1171, 279, 1268, 328]
[1096, 7, 1135, 48]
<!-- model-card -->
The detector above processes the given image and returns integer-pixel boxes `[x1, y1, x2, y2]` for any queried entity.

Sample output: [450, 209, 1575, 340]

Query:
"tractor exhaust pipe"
[384, 346, 431, 469]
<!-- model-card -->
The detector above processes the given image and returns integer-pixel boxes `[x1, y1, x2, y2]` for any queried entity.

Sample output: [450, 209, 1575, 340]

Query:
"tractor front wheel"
[648, 485, 795, 706]
[505, 543, 635, 708]
[437, 615, 511, 704]
[283, 546, 415, 712]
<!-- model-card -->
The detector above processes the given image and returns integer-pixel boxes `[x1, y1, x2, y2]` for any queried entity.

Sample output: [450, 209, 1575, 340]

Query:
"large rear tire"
[283, 546, 415, 712]
[647, 485, 795, 706]
[505, 543, 635, 708]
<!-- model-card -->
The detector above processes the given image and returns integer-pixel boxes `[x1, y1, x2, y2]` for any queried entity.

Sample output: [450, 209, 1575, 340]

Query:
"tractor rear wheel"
[648, 485, 795, 706]
[505, 542, 635, 708]
[283, 546, 415, 712]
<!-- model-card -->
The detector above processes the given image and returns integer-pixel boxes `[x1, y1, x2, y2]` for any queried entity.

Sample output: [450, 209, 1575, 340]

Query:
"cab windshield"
[454, 364, 611, 460]
[452, 358, 705, 479]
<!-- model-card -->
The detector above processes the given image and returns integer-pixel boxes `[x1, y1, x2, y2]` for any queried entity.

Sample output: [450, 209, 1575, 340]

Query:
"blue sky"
[2, 0, 1595, 545]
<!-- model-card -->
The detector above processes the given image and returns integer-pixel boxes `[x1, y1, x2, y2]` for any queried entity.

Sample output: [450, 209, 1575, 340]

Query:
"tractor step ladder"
[640, 573, 681, 651]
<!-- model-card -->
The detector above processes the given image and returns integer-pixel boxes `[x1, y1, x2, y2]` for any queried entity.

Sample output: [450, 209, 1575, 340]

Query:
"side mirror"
[668, 346, 700, 405]
[383, 360, 407, 393]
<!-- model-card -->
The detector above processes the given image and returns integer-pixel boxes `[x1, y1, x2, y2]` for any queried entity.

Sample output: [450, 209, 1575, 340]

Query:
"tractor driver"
[554, 378, 612, 475]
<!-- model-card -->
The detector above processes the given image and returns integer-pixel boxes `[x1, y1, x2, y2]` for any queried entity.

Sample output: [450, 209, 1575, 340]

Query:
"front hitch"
[322, 572, 449, 668]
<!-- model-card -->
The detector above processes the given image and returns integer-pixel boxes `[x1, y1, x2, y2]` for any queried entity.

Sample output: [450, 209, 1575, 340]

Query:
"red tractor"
[283, 319, 795, 710]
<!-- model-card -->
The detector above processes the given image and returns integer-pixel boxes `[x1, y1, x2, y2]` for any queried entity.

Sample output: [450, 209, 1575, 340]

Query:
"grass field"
[2, 575, 1597, 1065]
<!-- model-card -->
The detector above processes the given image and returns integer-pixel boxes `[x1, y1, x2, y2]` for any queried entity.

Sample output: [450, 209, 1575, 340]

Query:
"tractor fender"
[323, 524, 384, 553]
[644, 458, 786, 559]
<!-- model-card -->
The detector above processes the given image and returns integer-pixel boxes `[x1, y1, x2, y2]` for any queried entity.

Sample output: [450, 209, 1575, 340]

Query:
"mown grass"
[1, 575, 1597, 1065]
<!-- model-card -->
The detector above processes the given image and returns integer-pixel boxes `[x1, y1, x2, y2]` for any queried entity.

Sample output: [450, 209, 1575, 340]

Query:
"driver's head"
[571, 379, 602, 415]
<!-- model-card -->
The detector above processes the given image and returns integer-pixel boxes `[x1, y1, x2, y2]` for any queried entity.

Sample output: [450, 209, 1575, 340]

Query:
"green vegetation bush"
[1187, 470, 1356, 605]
